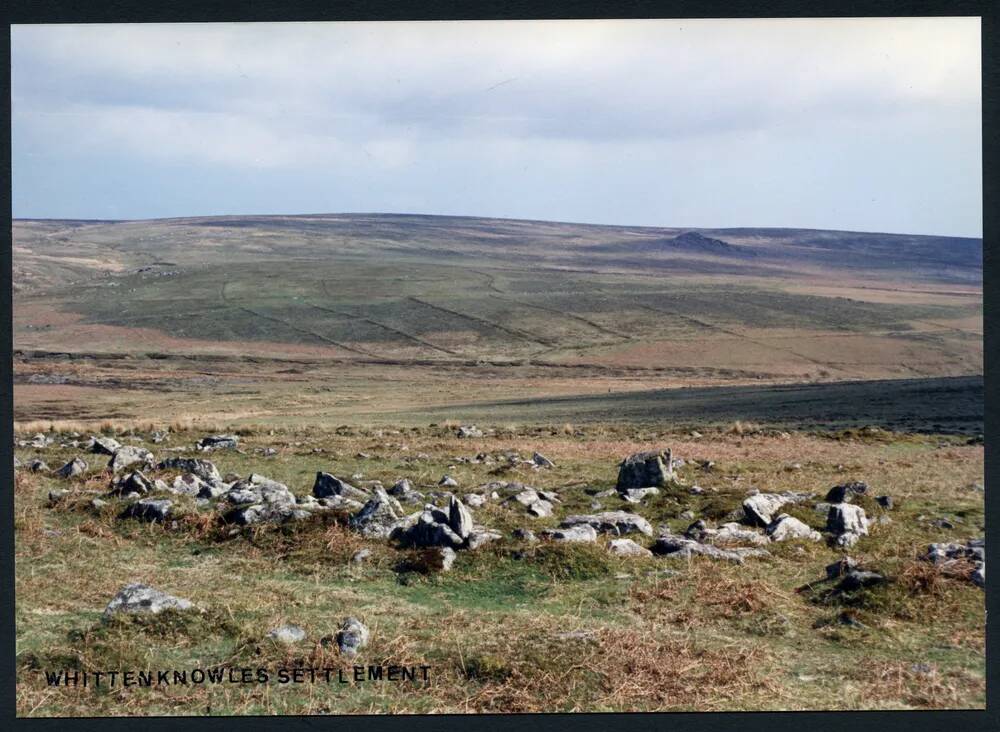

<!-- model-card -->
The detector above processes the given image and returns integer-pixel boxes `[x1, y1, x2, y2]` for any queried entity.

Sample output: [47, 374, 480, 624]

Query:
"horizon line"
[11, 211, 984, 240]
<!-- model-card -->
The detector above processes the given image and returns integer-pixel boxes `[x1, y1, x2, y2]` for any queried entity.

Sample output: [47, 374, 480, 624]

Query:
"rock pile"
[922, 539, 985, 587]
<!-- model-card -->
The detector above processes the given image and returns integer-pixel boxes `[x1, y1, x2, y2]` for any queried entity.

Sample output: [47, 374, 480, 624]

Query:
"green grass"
[14, 424, 985, 715]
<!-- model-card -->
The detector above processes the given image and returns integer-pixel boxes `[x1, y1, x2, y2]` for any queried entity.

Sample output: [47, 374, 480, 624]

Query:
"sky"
[11, 18, 983, 237]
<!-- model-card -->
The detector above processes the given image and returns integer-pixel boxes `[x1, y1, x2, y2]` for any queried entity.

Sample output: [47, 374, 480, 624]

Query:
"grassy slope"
[14, 425, 985, 714]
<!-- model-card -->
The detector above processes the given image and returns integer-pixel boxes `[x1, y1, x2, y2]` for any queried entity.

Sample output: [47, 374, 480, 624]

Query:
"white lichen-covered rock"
[336, 617, 369, 657]
[350, 488, 406, 538]
[109, 470, 154, 497]
[121, 498, 173, 523]
[687, 520, 769, 547]
[541, 524, 598, 543]
[433, 547, 457, 571]
[466, 530, 502, 550]
[742, 493, 788, 527]
[103, 583, 193, 618]
[313, 472, 371, 502]
[56, 457, 88, 479]
[651, 533, 770, 563]
[827, 503, 869, 546]
[620, 487, 661, 503]
[527, 500, 554, 518]
[608, 538, 653, 557]
[448, 496, 474, 539]
[532, 452, 555, 468]
[197, 434, 239, 451]
[268, 625, 306, 644]
[395, 509, 464, 548]
[616, 450, 675, 490]
[560, 511, 653, 537]
[157, 457, 222, 484]
[109, 445, 155, 473]
[89, 435, 122, 455]
[767, 514, 822, 542]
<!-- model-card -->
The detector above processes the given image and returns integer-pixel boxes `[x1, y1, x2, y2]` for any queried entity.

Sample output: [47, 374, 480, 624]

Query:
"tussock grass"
[13, 423, 985, 714]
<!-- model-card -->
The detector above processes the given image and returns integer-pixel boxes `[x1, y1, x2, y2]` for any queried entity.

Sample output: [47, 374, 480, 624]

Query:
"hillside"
[12, 214, 983, 427]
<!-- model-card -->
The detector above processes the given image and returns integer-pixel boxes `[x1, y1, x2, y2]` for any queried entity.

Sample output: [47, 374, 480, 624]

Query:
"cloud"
[10, 18, 982, 235]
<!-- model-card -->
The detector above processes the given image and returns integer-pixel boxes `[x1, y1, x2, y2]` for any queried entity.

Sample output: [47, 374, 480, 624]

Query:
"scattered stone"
[110, 470, 155, 498]
[448, 496, 474, 539]
[560, 511, 653, 537]
[121, 498, 172, 522]
[28, 459, 49, 473]
[651, 533, 769, 563]
[456, 425, 483, 438]
[225, 503, 308, 526]
[464, 494, 487, 508]
[350, 488, 406, 538]
[168, 473, 208, 497]
[923, 539, 983, 564]
[89, 435, 122, 455]
[742, 493, 788, 527]
[527, 500, 554, 518]
[157, 457, 222, 483]
[56, 457, 87, 479]
[48, 488, 69, 505]
[109, 445, 154, 473]
[827, 503, 869, 547]
[692, 521, 769, 547]
[268, 625, 306, 644]
[972, 563, 986, 587]
[313, 472, 371, 502]
[351, 548, 372, 564]
[150, 431, 169, 444]
[621, 487, 660, 504]
[608, 538, 653, 557]
[433, 547, 457, 571]
[616, 449, 675, 490]
[439, 475, 459, 488]
[197, 434, 239, 451]
[394, 509, 458, 548]
[825, 557, 859, 580]
[388, 478, 413, 496]
[541, 525, 599, 543]
[466, 530, 502, 550]
[512, 528, 537, 543]
[837, 569, 886, 592]
[90, 497, 108, 510]
[532, 452, 555, 468]
[824, 481, 869, 503]
[336, 617, 369, 657]
[767, 514, 822, 542]
[103, 583, 193, 617]
[875, 495, 894, 510]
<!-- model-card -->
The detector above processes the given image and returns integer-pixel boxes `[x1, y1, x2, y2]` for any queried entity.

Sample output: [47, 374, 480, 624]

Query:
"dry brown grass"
[850, 660, 982, 709]
[727, 420, 763, 436]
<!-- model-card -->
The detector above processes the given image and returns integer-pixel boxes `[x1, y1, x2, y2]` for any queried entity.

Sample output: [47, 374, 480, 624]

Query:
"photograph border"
[2, 1, 996, 730]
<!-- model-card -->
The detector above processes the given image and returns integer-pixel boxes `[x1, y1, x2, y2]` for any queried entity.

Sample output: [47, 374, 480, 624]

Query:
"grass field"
[14, 424, 985, 714]
[12, 214, 984, 714]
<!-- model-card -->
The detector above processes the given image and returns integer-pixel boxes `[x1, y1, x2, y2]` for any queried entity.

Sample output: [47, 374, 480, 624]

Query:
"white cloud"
[10, 18, 982, 235]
